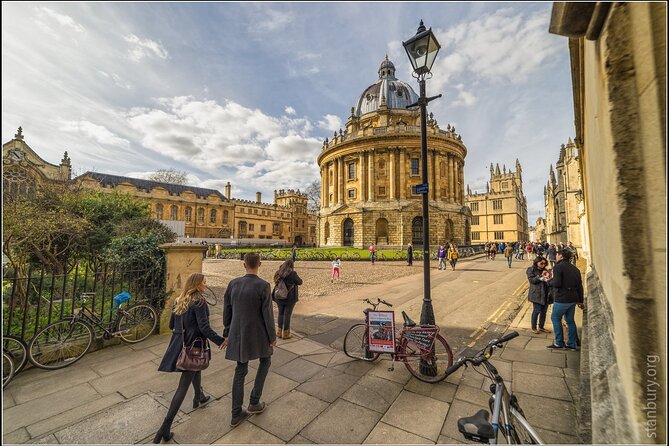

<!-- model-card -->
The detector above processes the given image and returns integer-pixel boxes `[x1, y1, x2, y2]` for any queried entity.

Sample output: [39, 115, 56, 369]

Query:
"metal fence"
[2, 259, 166, 342]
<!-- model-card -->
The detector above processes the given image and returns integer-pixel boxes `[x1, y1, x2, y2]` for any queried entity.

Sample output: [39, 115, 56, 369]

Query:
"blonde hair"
[174, 273, 205, 315]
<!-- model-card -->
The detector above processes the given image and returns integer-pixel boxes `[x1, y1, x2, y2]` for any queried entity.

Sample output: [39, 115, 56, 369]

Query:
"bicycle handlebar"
[445, 331, 520, 376]
[362, 298, 393, 308]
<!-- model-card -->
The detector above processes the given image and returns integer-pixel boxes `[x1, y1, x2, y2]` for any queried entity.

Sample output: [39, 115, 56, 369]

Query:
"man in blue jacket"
[546, 249, 584, 351]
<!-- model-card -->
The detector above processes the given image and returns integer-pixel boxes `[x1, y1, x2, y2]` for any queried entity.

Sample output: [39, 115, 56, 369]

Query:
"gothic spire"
[495, 163, 500, 175]
[15, 126, 24, 140]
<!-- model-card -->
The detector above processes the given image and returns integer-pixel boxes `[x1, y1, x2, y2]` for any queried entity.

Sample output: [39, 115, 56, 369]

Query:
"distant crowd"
[484, 240, 579, 268]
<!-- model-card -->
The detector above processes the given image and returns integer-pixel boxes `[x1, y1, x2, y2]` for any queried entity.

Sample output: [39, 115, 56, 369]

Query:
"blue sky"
[1, 2, 574, 224]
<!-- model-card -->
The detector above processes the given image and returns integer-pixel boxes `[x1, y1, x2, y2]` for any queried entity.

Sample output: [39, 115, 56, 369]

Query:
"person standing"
[369, 243, 377, 264]
[437, 245, 447, 270]
[547, 244, 557, 268]
[526, 257, 552, 334]
[448, 244, 459, 271]
[407, 243, 413, 266]
[154, 273, 224, 444]
[526, 242, 533, 260]
[331, 256, 342, 282]
[568, 241, 579, 264]
[272, 259, 303, 339]
[291, 244, 297, 263]
[546, 249, 584, 351]
[490, 242, 498, 260]
[504, 244, 514, 268]
[221, 252, 276, 427]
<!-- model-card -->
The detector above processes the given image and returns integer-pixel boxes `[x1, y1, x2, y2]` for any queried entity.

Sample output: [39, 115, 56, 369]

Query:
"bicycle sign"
[367, 311, 395, 353]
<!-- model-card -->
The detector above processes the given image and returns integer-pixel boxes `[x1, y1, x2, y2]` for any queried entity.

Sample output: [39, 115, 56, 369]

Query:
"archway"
[343, 218, 354, 246]
[324, 222, 330, 244]
[412, 217, 423, 246]
[376, 218, 389, 245]
[294, 236, 303, 246]
[445, 219, 455, 242]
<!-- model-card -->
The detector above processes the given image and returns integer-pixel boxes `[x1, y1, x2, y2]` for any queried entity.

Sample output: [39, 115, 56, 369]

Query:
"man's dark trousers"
[232, 357, 271, 417]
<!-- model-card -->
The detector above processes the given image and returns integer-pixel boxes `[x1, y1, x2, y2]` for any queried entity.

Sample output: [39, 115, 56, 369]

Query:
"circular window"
[397, 90, 403, 97]
[366, 94, 373, 101]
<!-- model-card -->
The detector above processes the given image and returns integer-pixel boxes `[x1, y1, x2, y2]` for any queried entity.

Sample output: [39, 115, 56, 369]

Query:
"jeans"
[551, 302, 577, 347]
[438, 258, 446, 269]
[160, 371, 202, 429]
[232, 357, 271, 417]
[531, 302, 548, 329]
[276, 300, 295, 331]
[507, 256, 513, 267]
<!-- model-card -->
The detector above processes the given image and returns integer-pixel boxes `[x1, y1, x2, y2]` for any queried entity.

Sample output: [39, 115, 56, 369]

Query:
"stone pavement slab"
[243, 371, 300, 405]
[363, 421, 434, 444]
[500, 346, 567, 368]
[512, 371, 572, 401]
[340, 374, 404, 414]
[171, 397, 234, 444]
[440, 398, 487, 442]
[454, 384, 493, 408]
[296, 367, 360, 403]
[273, 357, 325, 383]
[278, 338, 330, 356]
[513, 392, 577, 433]
[513, 361, 564, 377]
[368, 358, 413, 385]
[301, 398, 382, 444]
[404, 378, 457, 403]
[213, 420, 283, 444]
[381, 390, 450, 442]
[4, 427, 30, 444]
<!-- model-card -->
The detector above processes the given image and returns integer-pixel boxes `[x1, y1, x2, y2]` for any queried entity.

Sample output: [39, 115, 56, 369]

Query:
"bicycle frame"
[73, 305, 127, 338]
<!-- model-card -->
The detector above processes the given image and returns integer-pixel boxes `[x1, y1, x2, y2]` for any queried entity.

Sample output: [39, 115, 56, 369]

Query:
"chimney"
[225, 182, 231, 199]
[256, 192, 262, 203]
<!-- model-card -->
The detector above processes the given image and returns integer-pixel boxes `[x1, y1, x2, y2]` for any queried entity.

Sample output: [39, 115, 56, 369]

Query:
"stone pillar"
[399, 149, 406, 199]
[389, 149, 396, 199]
[339, 158, 345, 204]
[435, 153, 441, 200]
[368, 150, 375, 201]
[158, 243, 207, 334]
[449, 156, 455, 202]
[361, 152, 367, 201]
[334, 159, 340, 205]
[320, 166, 325, 208]
[431, 150, 437, 201]
[459, 162, 464, 204]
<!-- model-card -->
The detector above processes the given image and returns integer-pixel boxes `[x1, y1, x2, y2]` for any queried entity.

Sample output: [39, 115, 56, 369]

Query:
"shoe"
[247, 401, 266, 414]
[276, 328, 284, 339]
[566, 345, 580, 351]
[546, 344, 566, 350]
[230, 409, 251, 427]
[283, 329, 292, 339]
[539, 328, 551, 333]
[152, 431, 174, 444]
[193, 389, 211, 409]
[532, 329, 540, 334]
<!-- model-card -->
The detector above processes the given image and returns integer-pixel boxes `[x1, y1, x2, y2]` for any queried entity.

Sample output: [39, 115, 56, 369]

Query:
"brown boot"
[283, 329, 292, 339]
[276, 328, 283, 339]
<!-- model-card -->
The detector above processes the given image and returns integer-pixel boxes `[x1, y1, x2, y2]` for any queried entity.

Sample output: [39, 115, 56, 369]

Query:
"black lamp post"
[403, 20, 441, 329]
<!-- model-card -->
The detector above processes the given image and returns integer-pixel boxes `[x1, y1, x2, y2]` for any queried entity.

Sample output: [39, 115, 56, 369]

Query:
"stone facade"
[550, 2, 666, 443]
[465, 160, 529, 243]
[317, 57, 470, 248]
[529, 217, 547, 242]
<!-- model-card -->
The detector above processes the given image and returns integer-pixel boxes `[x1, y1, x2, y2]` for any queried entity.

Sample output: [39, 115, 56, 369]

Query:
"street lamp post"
[403, 20, 442, 329]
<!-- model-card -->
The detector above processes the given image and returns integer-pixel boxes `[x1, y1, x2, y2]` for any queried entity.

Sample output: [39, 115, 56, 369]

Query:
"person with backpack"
[331, 257, 342, 282]
[272, 259, 303, 339]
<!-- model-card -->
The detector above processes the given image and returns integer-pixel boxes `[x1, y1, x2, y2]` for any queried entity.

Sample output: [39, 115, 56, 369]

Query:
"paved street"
[3, 255, 583, 444]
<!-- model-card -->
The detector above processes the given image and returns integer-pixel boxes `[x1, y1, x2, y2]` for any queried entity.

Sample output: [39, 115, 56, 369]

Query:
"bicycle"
[343, 298, 454, 383]
[28, 292, 158, 370]
[2, 335, 28, 388]
[446, 331, 544, 444]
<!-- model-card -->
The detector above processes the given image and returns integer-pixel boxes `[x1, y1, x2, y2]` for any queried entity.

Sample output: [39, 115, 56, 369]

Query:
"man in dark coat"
[546, 249, 584, 351]
[407, 243, 413, 266]
[221, 252, 276, 427]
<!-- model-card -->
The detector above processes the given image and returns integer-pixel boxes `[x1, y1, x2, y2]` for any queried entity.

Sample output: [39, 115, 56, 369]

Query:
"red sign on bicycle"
[367, 310, 395, 353]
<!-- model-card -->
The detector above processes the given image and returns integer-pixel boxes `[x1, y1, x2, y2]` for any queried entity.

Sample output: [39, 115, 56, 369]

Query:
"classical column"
[334, 159, 340, 205]
[458, 162, 464, 204]
[431, 150, 437, 201]
[435, 153, 441, 201]
[360, 152, 367, 201]
[448, 156, 455, 202]
[399, 149, 406, 199]
[320, 166, 325, 208]
[339, 158, 345, 204]
[389, 149, 396, 199]
[368, 150, 375, 201]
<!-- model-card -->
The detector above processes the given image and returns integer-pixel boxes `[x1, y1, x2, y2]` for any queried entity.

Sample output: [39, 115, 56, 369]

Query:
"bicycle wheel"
[3, 335, 28, 372]
[202, 287, 218, 306]
[28, 318, 94, 369]
[401, 333, 454, 383]
[3, 351, 15, 389]
[117, 304, 158, 343]
[343, 324, 380, 361]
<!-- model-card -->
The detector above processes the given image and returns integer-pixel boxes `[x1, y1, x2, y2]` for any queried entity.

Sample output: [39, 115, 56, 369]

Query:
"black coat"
[158, 298, 224, 372]
[223, 274, 276, 363]
[526, 266, 550, 305]
[407, 246, 413, 260]
[273, 270, 303, 305]
[548, 260, 584, 304]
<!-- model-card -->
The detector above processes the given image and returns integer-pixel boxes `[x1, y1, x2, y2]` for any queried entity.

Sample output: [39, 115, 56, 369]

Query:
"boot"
[193, 387, 210, 409]
[153, 421, 174, 444]
[276, 328, 284, 339]
[283, 328, 292, 339]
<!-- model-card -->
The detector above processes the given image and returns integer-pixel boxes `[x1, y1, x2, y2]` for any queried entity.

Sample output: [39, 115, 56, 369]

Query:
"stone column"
[368, 150, 375, 201]
[339, 158, 345, 204]
[449, 156, 455, 202]
[399, 149, 406, 199]
[435, 153, 441, 200]
[333, 159, 339, 205]
[361, 152, 367, 201]
[459, 162, 464, 204]
[431, 150, 437, 201]
[158, 243, 206, 334]
[389, 149, 396, 199]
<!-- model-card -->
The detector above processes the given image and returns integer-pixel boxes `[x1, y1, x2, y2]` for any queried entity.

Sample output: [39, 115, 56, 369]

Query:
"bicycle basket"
[111, 292, 131, 311]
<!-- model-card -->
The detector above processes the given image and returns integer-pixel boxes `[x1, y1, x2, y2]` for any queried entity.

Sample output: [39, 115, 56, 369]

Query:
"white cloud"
[451, 90, 477, 107]
[317, 114, 343, 132]
[254, 9, 294, 32]
[36, 7, 85, 33]
[124, 170, 203, 186]
[124, 34, 168, 62]
[284, 106, 296, 115]
[59, 120, 130, 149]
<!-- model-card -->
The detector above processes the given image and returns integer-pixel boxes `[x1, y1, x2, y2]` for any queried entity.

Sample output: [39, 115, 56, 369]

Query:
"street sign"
[415, 183, 429, 194]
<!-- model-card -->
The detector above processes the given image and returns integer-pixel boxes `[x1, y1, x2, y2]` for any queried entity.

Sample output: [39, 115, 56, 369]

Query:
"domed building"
[317, 56, 471, 248]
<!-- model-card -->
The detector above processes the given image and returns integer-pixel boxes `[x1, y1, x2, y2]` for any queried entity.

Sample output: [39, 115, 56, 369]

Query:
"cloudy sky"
[1, 2, 573, 224]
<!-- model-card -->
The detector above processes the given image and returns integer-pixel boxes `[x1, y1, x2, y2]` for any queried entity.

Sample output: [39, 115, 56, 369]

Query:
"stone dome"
[354, 56, 419, 117]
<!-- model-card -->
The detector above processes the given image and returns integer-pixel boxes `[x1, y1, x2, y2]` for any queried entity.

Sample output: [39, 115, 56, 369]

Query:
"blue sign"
[415, 183, 429, 194]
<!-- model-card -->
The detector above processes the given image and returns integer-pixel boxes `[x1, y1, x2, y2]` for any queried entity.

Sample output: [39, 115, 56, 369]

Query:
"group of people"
[485, 240, 579, 269]
[154, 253, 302, 443]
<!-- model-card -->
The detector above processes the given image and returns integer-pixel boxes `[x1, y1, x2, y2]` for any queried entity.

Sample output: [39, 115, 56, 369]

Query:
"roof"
[78, 172, 228, 201]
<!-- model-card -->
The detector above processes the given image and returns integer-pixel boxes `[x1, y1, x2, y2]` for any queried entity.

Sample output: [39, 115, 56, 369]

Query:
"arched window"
[376, 218, 389, 244]
[324, 222, 330, 242]
[197, 208, 205, 224]
[445, 219, 455, 242]
[440, 162, 446, 177]
[3, 166, 37, 198]
[170, 205, 178, 220]
[223, 210, 229, 224]
[412, 217, 423, 245]
[238, 221, 247, 235]
[343, 218, 354, 247]
[210, 209, 217, 224]
[155, 204, 164, 220]
[185, 207, 192, 222]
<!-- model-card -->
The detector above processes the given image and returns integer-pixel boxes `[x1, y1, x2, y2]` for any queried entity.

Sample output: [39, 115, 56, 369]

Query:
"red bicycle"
[343, 298, 454, 383]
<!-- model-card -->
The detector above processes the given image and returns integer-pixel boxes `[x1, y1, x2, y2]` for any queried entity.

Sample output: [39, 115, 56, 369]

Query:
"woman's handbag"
[176, 314, 210, 371]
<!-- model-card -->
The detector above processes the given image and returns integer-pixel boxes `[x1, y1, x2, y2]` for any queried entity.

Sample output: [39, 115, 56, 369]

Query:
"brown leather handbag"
[175, 314, 210, 371]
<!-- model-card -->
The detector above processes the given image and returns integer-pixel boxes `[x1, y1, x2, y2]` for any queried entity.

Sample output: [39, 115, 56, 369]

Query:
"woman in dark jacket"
[154, 273, 224, 444]
[526, 257, 552, 334]
[272, 260, 303, 339]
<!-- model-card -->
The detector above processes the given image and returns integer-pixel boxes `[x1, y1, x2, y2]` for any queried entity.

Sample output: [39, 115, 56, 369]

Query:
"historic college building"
[465, 160, 529, 243]
[2, 129, 317, 245]
[317, 56, 471, 248]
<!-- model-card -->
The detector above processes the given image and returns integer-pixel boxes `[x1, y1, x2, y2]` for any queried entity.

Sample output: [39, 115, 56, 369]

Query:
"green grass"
[212, 247, 409, 261]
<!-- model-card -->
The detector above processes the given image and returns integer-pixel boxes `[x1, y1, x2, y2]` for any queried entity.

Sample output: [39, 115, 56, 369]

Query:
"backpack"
[274, 279, 290, 300]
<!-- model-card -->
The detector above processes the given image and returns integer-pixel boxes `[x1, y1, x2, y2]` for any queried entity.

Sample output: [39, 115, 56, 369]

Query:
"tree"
[305, 179, 321, 212]
[147, 168, 188, 185]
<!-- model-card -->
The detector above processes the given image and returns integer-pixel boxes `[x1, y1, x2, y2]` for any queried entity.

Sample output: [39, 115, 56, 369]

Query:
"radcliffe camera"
[1, 2, 665, 445]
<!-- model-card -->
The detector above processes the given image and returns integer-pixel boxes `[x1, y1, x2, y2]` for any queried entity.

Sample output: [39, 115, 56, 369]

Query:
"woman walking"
[448, 244, 459, 271]
[273, 260, 303, 339]
[526, 257, 552, 334]
[154, 273, 224, 444]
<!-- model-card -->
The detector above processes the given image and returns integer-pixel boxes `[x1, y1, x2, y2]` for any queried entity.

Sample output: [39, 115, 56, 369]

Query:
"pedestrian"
[154, 273, 224, 444]
[221, 252, 276, 427]
[369, 243, 377, 264]
[448, 244, 459, 271]
[526, 242, 533, 260]
[568, 242, 579, 264]
[547, 244, 557, 268]
[546, 249, 584, 351]
[437, 245, 447, 270]
[499, 242, 506, 255]
[526, 257, 552, 335]
[490, 242, 498, 260]
[331, 256, 342, 282]
[485, 242, 491, 259]
[519, 245, 525, 260]
[504, 244, 514, 268]
[272, 259, 303, 339]
[407, 242, 413, 266]
[291, 244, 297, 263]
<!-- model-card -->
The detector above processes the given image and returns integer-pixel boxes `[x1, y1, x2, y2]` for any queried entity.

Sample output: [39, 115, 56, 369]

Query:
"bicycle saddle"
[458, 409, 495, 442]
[401, 311, 416, 327]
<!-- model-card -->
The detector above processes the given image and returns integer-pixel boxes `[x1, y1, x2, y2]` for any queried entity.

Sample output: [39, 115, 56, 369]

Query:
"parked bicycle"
[343, 298, 454, 383]
[28, 292, 158, 370]
[2, 335, 28, 388]
[447, 331, 544, 444]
